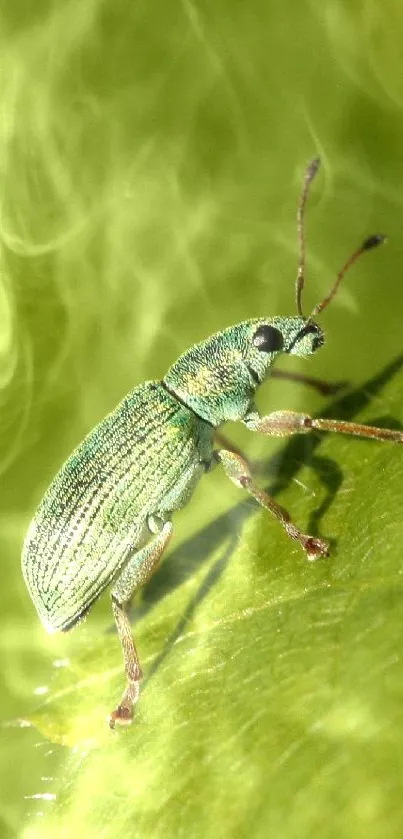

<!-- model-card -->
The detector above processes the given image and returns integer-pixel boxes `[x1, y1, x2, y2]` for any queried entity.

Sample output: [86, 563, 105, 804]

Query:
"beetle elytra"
[22, 158, 403, 727]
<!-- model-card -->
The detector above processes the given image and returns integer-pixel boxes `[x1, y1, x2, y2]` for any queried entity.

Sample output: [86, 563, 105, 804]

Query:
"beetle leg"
[244, 409, 403, 443]
[270, 369, 348, 396]
[216, 448, 329, 561]
[109, 519, 173, 729]
[213, 431, 254, 472]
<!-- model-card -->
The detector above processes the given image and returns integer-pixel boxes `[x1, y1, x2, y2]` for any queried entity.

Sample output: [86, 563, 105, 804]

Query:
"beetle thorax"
[163, 320, 273, 426]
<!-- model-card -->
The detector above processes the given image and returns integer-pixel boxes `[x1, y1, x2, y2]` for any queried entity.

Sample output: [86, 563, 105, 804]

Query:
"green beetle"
[22, 159, 403, 727]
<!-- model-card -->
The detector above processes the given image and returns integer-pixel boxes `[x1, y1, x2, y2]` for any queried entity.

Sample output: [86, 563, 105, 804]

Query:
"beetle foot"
[108, 702, 134, 729]
[108, 678, 141, 729]
[302, 535, 329, 561]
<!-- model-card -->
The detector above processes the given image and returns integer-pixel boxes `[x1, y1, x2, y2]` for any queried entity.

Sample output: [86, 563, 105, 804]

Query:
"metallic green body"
[22, 315, 320, 636]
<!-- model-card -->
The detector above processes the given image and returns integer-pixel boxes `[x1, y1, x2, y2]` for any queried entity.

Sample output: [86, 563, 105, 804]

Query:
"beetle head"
[164, 159, 385, 428]
[163, 316, 324, 427]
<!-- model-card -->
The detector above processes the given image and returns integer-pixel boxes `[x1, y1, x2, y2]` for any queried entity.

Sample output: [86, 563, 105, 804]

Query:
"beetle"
[22, 158, 403, 727]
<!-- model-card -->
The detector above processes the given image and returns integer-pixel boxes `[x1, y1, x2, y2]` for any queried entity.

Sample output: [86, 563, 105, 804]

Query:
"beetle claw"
[108, 703, 133, 729]
[303, 535, 329, 561]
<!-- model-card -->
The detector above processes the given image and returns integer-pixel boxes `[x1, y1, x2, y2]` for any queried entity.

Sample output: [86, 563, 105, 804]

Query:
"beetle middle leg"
[216, 448, 329, 560]
[109, 518, 173, 729]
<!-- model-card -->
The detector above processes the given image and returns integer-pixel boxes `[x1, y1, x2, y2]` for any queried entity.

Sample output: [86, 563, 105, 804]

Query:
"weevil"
[22, 158, 403, 727]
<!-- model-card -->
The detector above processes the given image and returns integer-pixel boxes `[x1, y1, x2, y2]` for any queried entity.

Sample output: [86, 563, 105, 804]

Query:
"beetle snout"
[287, 321, 325, 357]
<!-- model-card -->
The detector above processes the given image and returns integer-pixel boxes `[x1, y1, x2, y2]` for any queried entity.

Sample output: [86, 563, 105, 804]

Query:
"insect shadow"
[131, 351, 403, 685]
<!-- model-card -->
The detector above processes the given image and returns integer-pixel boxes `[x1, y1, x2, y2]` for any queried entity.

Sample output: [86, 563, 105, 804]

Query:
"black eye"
[253, 325, 284, 353]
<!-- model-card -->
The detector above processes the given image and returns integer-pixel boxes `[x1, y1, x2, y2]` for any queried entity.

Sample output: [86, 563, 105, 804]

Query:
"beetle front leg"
[216, 449, 329, 560]
[109, 519, 173, 729]
[244, 409, 403, 443]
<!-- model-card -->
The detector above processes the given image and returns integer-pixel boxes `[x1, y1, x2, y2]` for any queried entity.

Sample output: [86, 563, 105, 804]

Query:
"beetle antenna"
[309, 234, 386, 320]
[296, 157, 321, 319]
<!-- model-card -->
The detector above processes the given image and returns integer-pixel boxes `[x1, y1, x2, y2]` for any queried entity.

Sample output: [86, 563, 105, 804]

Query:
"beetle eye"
[253, 325, 284, 352]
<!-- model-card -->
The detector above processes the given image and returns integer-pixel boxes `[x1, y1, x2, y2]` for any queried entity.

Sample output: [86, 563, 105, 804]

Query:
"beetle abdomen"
[22, 381, 209, 632]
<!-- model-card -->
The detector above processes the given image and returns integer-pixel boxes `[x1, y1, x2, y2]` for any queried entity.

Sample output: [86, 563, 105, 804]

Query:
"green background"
[2, 1, 403, 837]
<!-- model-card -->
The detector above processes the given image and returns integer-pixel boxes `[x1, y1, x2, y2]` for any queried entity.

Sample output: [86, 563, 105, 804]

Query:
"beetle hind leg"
[109, 519, 173, 729]
[110, 595, 142, 727]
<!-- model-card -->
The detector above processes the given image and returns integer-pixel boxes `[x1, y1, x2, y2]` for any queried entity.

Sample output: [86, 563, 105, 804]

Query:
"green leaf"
[3, 3, 403, 836]
[23, 359, 403, 839]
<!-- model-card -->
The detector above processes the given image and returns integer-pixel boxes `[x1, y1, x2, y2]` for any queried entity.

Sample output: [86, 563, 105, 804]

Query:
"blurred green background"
[2, 0, 403, 837]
